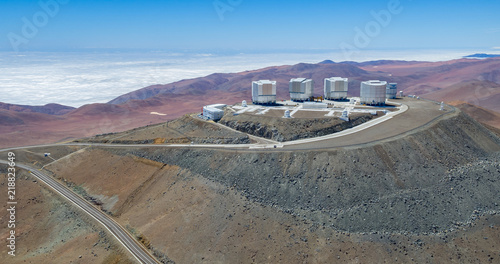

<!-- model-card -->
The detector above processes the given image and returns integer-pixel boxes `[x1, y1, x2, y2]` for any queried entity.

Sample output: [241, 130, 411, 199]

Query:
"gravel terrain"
[219, 112, 376, 142]
[0, 169, 135, 264]
[77, 115, 251, 144]
[26, 110, 500, 263]
[110, 112, 500, 234]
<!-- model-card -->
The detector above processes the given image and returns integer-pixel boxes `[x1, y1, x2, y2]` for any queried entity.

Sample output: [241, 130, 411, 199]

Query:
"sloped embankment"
[219, 112, 375, 142]
[0, 170, 135, 264]
[77, 115, 251, 144]
[44, 111, 500, 263]
[116, 112, 500, 234]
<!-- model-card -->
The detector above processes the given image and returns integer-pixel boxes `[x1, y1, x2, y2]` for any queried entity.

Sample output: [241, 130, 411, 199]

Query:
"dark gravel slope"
[110, 112, 500, 234]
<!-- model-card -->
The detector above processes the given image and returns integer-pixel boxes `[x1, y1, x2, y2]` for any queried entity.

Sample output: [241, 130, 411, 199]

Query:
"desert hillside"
[450, 101, 500, 130]
[77, 115, 251, 145]
[220, 111, 375, 142]
[0, 146, 136, 264]
[25, 109, 500, 263]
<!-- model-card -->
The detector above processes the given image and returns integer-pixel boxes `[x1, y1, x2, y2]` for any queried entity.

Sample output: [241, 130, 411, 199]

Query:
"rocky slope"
[34, 109, 500, 263]
[428, 80, 500, 113]
[220, 112, 376, 142]
[113, 112, 500, 234]
[41, 149, 500, 263]
[451, 101, 500, 130]
[77, 115, 251, 144]
[0, 169, 135, 264]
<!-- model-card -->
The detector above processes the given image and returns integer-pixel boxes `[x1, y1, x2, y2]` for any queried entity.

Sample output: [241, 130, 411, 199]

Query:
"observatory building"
[386, 83, 397, 99]
[324, 77, 348, 100]
[289, 78, 314, 101]
[252, 80, 276, 104]
[202, 104, 226, 121]
[360, 80, 387, 105]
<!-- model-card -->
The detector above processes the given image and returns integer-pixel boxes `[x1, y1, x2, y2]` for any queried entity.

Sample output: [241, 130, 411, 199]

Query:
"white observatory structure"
[284, 110, 291, 118]
[360, 80, 387, 105]
[252, 80, 276, 104]
[340, 109, 349, 122]
[386, 83, 397, 99]
[324, 77, 348, 100]
[202, 104, 226, 121]
[289, 78, 314, 101]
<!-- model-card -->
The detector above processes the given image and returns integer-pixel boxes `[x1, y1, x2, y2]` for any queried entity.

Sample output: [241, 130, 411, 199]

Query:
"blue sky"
[0, 0, 499, 52]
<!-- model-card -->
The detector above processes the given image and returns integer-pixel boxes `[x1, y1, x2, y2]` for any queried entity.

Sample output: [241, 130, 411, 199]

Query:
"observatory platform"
[230, 97, 398, 119]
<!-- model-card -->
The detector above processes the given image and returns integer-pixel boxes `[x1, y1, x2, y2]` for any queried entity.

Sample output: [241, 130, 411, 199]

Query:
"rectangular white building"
[252, 80, 276, 104]
[324, 77, 348, 100]
[289, 78, 314, 101]
[203, 104, 226, 121]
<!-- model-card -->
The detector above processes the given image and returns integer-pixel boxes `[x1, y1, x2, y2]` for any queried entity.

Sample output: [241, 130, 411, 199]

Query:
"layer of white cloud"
[0, 49, 482, 107]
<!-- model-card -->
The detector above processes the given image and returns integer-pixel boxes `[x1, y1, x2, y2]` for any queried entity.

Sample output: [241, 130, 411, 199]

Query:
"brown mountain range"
[0, 102, 74, 115]
[1, 57, 499, 148]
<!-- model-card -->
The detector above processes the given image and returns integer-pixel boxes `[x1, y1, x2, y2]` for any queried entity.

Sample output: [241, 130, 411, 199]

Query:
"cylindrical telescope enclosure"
[360, 80, 387, 105]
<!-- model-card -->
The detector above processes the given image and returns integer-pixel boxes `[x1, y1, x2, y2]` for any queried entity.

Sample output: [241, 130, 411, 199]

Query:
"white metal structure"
[252, 80, 276, 104]
[440, 101, 444, 111]
[360, 80, 387, 105]
[284, 110, 291, 118]
[242, 100, 247, 107]
[203, 104, 226, 121]
[386, 83, 397, 99]
[400, 91, 404, 97]
[340, 109, 349, 121]
[302, 102, 328, 109]
[324, 77, 348, 100]
[289, 78, 314, 101]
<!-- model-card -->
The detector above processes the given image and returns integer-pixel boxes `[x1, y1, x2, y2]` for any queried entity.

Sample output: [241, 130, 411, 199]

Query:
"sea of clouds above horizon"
[0, 49, 485, 108]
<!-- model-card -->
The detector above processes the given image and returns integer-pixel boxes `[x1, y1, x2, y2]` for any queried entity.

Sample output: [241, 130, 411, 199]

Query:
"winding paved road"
[0, 160, 159, 264]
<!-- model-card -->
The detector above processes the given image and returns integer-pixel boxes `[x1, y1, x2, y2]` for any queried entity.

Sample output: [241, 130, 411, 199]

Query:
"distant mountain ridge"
[0, 102, 74, 115]
[107, 57, 500, 115]
[464, 53, 500, 59]
[1, 56, 500, 148]
[108, 63, 373, 104]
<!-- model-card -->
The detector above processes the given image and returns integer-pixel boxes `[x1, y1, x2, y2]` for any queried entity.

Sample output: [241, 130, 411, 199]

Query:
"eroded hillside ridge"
[79, 115, 251, 145]
[110, 112, 500, 234]
[219, 113, 375, 142]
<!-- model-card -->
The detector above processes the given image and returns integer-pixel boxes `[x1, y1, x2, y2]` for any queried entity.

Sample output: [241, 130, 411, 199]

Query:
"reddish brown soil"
[41, 148, 500, 264]
[450, 101, 500, 129]
[0, 91, 247, 148]
[0, 169, 135, 264]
